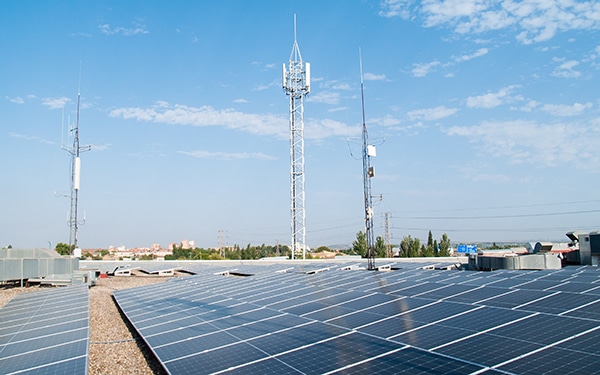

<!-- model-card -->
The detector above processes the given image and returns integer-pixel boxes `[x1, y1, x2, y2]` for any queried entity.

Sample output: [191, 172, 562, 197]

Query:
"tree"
[438, 233, 452, 256]
[55, 242, 71, 256]
[316, 246, 331, 253]
[375, 236, 386, 258]
[399, 235, 421, 257]
[427, 230, 434, 249]
[352, 231, 367, 257]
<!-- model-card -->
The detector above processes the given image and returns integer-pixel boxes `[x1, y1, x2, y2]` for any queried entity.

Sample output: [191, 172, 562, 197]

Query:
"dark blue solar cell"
[276, 332, 404, 374]
[248, 321, 348, 355]
[497, 346, 599, 375]
[222, 358, 303, 374]
[480, 289, 551, 309]
[518, 292, 600, 314]
[435, 333, 544, 367]
[487, 314, 599, 345]
[165, 342, 268, 375]
[392, 324, 474, 349]
[155, 331, 239, 361]
[332, 347, 485, 375]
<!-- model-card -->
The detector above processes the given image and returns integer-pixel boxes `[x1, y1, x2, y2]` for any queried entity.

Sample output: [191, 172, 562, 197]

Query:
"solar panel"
[112, 264, 600, 374]
[0, 284, 89, 375]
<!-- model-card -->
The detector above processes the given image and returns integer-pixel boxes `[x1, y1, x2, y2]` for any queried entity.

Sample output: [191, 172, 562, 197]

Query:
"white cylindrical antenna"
[282, 63, 287, 88]
[74, 157, 81, 190]
[305, 62, 311, 92]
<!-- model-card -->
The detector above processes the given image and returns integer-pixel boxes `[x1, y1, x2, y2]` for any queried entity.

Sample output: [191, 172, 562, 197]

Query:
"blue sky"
[2, 0, 600, 250]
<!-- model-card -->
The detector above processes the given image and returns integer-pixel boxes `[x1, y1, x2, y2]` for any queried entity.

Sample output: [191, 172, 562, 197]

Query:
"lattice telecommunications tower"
[283, 17, 310, 260]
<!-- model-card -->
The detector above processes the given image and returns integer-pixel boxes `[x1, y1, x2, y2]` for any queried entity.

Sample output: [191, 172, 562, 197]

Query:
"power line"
[401, 209, 600, 220]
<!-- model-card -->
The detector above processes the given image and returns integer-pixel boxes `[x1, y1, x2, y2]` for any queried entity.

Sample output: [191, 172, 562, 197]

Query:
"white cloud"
[363, 72, 387, 81]
[392, 0, 600, 44]
[378, 0, 412, 19]
[321, 80, 352, 91]
[541, 102, 592, 116]
[412, 60, 440, 77]
[41, 97, 71, 109]
[10, 132, 54, 145]
[454, 47, 488, 62]
[98, 24, 149, 36]
[178, 150, 276, 161]
[552, 59, 581, 78]
[444, 119, 600, 168]
[233, 98, 248, 103]
[8, 96, 24, 104]
[515, 99, 540, 112]
[305, 118, 360, 139]
[306, 91, 340, 105]
[407, 106, 458, 121]
[466, 85, 520, 108]
[110, 101, 357, 140]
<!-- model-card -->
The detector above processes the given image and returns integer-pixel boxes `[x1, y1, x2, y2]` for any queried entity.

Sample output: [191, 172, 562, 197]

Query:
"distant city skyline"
[2, 1, 599, 249]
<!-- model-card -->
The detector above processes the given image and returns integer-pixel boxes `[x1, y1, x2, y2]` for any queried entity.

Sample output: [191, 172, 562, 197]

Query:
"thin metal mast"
[64, 77, 91, 253]
[360, 51, 376, 270]
[283, 15, 310, 260]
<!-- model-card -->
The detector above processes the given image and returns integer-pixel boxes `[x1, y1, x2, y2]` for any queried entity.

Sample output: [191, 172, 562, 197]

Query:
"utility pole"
[360, 51, 376, 270]
[283, 15, 310, 260]
[63, 79, 91, 254]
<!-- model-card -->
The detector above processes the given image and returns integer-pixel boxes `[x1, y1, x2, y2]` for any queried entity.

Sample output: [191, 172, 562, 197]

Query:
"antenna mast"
[283, 15, 310, 260]
[63, 74, 91, 254]
[360, 50, 376, 270]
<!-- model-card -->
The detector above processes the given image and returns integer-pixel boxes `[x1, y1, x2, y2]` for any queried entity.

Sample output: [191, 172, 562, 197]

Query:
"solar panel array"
[113, 264, 600, 375]
[0, 284, 89, 374]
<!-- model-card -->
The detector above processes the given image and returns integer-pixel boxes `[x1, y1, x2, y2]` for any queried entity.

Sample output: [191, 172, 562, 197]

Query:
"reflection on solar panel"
[113, 264, 600, 374]
[0, 284, 89, 374]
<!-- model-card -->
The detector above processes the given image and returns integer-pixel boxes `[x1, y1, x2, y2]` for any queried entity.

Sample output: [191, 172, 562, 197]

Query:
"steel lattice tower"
[283, 17, 310, 260]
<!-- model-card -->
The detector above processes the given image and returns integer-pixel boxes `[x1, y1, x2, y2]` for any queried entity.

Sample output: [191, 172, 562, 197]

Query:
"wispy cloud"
[541, 102, 592, 116]
[98, 23, 149, 36]
[10, 132, 54, 145]
[407, 106, 458, 121]
[444, 119, 600, 168]
[41, 97, 71, 109]
[411, 60, 440, 77]
[306, 91, 340, 105]
[384, 0, 600, 44]
[378, 0, 412, 19]
[552, 58, 581, 78]
[7, 96, 24, 104]
[454, 47, 488, 62]
[364, 72, 387, 81]
[466, 85, 520, 108]
[178, 150, 276, 161]
[110, 101, 357, 140]
[233, 98, 248, 103]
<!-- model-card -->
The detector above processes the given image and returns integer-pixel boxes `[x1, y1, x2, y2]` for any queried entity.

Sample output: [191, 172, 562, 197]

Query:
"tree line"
[351, 230, 452, 258]
[52, 230, 453, 260]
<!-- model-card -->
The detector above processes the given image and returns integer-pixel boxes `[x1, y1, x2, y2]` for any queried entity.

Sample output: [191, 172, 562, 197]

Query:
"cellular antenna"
[283, 15, 310, 260]
[62, 70, 91, 254]
[360, 49, 376, 270]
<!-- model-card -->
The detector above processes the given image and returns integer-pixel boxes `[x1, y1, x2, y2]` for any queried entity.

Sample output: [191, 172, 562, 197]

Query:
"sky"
[2, 0, 600, 250]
